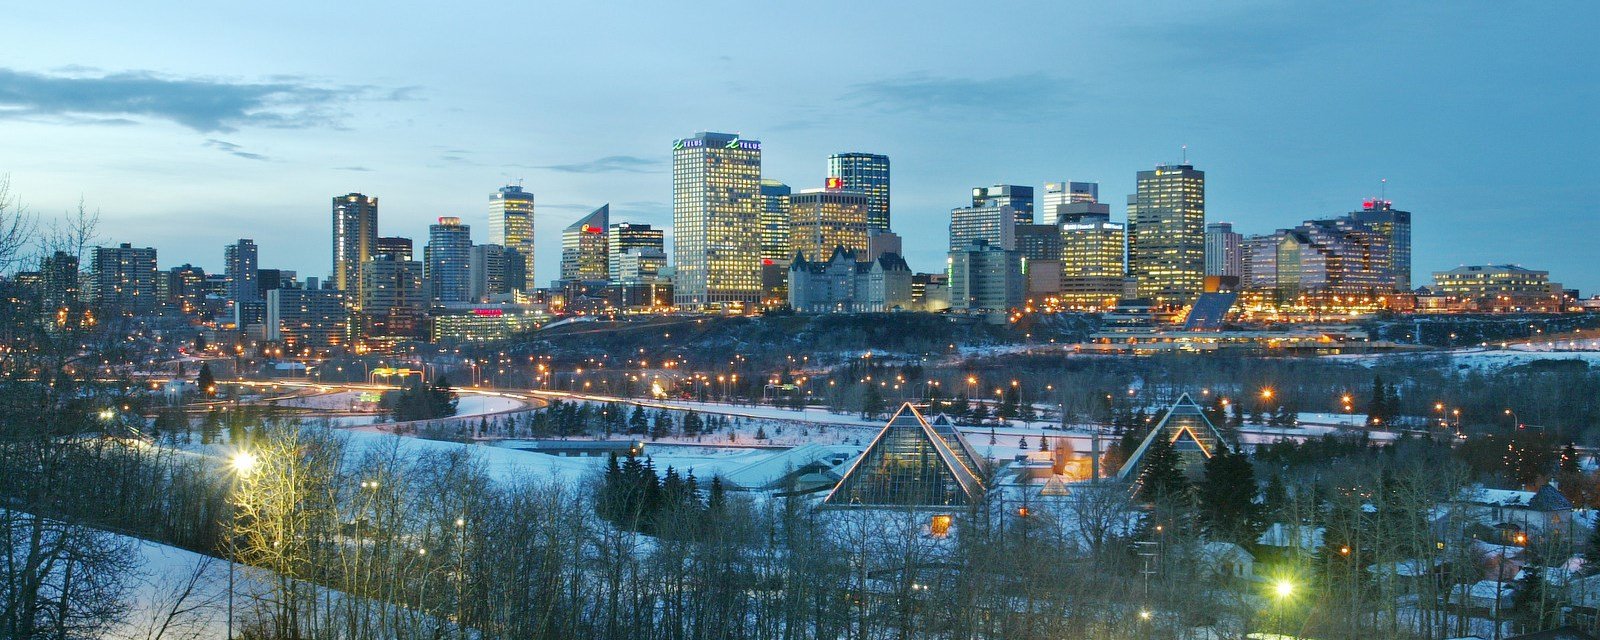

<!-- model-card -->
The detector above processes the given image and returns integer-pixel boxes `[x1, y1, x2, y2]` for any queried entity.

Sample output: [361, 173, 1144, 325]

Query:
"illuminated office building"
[225, 238, 260, 306]
[469, 244, 523, 301]
[560, 204, 610, 283]
[671, 131, 762, 310]
[1016, 224, 1062, 262]
[489, 185, 536, 290]
[758, 180, 792, 263]
[1128, 164, 1205, 306]
[827, 152, 891, 231]
[266, 287, 347, 351]
[1059, 203, 1126, 309]
[1432, 264, 1562, 312]
[1349, 199, 1412, 291]
[789, 187, 870, 261]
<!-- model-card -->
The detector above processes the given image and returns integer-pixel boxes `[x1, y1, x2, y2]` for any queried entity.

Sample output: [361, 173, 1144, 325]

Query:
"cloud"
[335, 165, 374, 172]
[0, 67, 396, 133]
[1117, 8, 1331, 70]
[203, 139, 268, 161]
[843, 73, 1079, 119]
[536, 155, 661, 174]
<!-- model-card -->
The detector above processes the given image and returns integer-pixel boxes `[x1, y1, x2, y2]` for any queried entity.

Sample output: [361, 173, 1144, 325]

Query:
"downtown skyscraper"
[1128, 164, 1205, 306]
[425, 217, 472, 303]
[827, 153, 890, 231]
[331, 193, 378, 304]
[758, 180, 791, 264]
[489, 185, 536, 291]
[949, 185, 1034, 252]
[560, 204, 610, 283]
[671, 131, 762, 310]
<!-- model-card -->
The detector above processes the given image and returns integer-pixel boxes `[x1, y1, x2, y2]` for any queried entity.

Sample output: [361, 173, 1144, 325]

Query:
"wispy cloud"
[335, 165, 374, 172]
[843, 73, 1079, 119]
[537, 155, 661, 174]
[0, 67, 399, 133]
[203, 139, 267, 161]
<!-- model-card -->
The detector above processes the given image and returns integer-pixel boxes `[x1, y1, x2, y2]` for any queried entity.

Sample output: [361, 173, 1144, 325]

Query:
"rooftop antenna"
[1380, 177, 1387, 201]
[1181, 145, 1188, 164]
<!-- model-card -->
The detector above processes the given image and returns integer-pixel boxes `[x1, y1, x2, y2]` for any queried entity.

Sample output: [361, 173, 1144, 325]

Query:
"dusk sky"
[2, 1, 1596, 291]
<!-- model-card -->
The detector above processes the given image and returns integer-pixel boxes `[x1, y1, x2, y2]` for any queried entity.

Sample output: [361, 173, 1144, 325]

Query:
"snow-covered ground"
[1327, 345, 1600, 371]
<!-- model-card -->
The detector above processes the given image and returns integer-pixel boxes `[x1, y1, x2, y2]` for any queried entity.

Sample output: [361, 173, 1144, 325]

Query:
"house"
[1460, 484, 1577, 540]
[1198, 541, 1255, 582]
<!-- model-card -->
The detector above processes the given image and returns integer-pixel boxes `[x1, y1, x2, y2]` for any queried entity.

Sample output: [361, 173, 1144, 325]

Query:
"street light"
[231, 451, 258, 475]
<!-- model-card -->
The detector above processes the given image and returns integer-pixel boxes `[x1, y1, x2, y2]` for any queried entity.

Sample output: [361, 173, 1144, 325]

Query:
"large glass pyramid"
[825, 403, 988, 507]
[1114, 393, 1227, 482]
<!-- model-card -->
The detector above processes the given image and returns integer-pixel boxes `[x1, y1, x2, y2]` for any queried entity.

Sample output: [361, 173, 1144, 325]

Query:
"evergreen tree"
[682, 411, 702, 438]
[628, 405, 648, 434]
[1018, 436, 1028, 450]
[1198, 449, 1262, 546]
[650, 412, 673, 441]
[1367, 374, 1387, 425]
[1135, 433, 1190, 502]
[196, 362, 217, 398]
[1229, 402, 1244, 428]
[1512, 566, 1559, 633]
[861, 384, 885, 420]
[755, 426, 768, 440]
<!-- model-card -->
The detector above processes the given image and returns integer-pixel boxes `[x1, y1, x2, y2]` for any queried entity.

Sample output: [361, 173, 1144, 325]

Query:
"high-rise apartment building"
[789, 188, 870, 261]
[425, 217, 472, 304]
[608, 223, 666, 282]
[671, 131, 762, 310]
[1042, 181, 1099, 223]
[1349, 199, 1412, 291]
[92, 243, 158, 314]
[758, 180, 792, 264]
[827, 153, 891, 231]
[1128, 164, 1205, 306]
[1059, 203, 1126, 309]
[40, 250, 79, 310]
[489, 185, 536, 290]
[225, 239, 260, 305]
[560, 204, 610, 283]
[165, 264, 206, 315]
[331, 193, 378, 302]
[1204, 222, 1242, 277]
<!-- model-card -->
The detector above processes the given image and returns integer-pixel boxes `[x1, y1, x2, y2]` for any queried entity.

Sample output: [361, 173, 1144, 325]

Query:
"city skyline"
[0, 3, 1596, 292]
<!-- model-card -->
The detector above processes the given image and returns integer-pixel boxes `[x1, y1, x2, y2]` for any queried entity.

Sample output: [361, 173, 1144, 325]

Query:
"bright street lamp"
[231, 451, 258, 475]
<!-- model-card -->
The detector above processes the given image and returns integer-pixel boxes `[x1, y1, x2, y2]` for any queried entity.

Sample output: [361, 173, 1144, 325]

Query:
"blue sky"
[1, 1, 1596, 292]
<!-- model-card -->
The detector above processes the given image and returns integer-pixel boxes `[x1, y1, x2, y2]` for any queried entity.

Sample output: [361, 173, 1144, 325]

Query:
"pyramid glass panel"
[826, 404, 986, 507]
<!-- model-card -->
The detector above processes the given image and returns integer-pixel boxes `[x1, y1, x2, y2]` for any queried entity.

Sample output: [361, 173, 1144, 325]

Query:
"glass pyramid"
[825, 403, 988, 507]
[1114, 393, 1227, 482]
